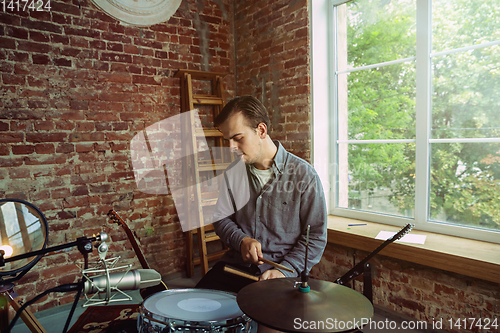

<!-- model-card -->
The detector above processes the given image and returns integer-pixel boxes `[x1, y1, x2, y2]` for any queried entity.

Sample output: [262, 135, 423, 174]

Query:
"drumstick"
[259, 258, 295, 273]
[224, 266, 259, 281]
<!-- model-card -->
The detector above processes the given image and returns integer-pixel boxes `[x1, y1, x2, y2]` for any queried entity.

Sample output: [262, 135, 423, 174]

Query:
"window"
[312, 0, 500, 243]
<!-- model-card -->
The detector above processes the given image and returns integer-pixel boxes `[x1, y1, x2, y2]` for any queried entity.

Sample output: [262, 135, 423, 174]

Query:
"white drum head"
[143, 289, 244, 323]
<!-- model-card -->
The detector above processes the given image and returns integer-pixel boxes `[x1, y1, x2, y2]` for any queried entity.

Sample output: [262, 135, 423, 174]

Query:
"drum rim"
[139, 288, 250, 327]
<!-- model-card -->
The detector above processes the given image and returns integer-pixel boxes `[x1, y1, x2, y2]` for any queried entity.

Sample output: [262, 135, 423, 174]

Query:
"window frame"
[311, 0, 500, 244]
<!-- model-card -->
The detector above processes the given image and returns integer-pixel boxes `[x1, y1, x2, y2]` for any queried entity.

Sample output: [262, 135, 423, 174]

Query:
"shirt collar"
[246, 140, 286, 176]
[271, 140, 286, 175]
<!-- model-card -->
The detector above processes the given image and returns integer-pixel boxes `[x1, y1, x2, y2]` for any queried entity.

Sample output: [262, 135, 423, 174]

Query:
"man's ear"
[256, 122, 268, 138]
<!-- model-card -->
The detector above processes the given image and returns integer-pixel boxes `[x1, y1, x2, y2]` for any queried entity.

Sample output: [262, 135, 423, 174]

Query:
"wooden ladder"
[175, 69, 231, 277]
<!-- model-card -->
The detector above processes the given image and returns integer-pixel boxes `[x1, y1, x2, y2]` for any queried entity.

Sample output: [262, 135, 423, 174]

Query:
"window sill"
[326, 215, 500, 284]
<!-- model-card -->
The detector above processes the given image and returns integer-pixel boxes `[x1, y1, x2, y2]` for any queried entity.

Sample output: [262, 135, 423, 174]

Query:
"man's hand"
[240, 237, 263, 264]
[259, 269, 285, 280]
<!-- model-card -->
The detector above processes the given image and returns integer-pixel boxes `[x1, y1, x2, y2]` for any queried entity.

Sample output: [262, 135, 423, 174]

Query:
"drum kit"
[136, 224, 415, 333]
[137, 277, 373, 333]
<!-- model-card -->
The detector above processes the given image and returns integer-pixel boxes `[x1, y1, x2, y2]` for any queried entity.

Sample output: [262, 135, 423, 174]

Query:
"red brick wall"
[233, 0, 311, 161]
[0, 0, 234, 312]
[311, 244, 500, 333]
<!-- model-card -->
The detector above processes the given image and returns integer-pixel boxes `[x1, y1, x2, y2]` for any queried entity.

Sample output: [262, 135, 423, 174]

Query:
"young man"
[196, 96, 327, 295]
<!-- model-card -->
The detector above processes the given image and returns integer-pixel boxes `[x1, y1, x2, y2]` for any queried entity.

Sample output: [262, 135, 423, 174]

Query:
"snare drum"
[137, 289, 252, 332]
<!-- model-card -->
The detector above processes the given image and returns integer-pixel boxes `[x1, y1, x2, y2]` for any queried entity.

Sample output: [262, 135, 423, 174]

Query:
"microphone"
[79, 234, 162, 305]
[83, 268, 161, 294]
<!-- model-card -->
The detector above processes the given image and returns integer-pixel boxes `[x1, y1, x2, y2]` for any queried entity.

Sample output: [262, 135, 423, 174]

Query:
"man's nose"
[229, 140, 239, 152]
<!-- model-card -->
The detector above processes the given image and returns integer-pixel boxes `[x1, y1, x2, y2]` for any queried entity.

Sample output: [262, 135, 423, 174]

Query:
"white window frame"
[311, 0, 500, 244]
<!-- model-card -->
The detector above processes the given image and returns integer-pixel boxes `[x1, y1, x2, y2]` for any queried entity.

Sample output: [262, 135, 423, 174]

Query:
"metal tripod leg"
[363, 262, 373, 304]
[0, 284, 47, 333]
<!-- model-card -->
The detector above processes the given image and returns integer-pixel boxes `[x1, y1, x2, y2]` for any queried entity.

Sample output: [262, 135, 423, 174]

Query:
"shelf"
[195, 128, 224, 137]
[326, 215, 500, 284]
[192, 95, 224, 105]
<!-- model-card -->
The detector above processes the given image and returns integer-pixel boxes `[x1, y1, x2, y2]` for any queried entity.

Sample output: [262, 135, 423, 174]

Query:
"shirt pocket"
[264, 198, 300, 235]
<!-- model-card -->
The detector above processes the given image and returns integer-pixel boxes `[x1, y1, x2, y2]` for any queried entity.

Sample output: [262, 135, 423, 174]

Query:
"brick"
[18, 40, 51, 53]
[50, 1, 81, 15]
[5, 26, 29, 39]
[30, 31, 50, 43]
[28, 100, 49, 108]
[93, 61, 109, 71]
[71, 185, 89, 197]
[69, 132, 105, 142]
[284, 56, 308, 69]
[179, 36, 192, 45]
[89, 39, 106, 50]
[64, 27, 100, 39]
[10, 120, 29, 130]
[32, 54, 51, 65]
[60, 47, 81, 58]
[434, 283, 456, 295]
[9, 167, 31, 179]
[26, 133, 67, 143]
[0, 155, 23, 167]
[21, 18, 62, 34]
[52, 12, 72, 25]
[3, 74, 26, 85]
[35, 143, 55, 154]
[133, 38, 162, 49]
[73, 17, 91, 28]
[29, 9, 51, 21]
[91, 20, 109, 31]
[0, 13, 20, 25]
[56, 143, 74, 154]
[107, 42, 123, 52]
[70, 100, 88, 110]
[88, 101, 123, 112]
[12, 145, 35, 155]
[76, 122, 94, 132]
[89, 184, 113, 194]
[109, 23, 125, 34]
[99, 93, 131, 102]
[75, 143, 94, 152]
[40, 263, 79, 280]
[0, 62, 14, 73]
[101, 52, 132, 63]
[9, 51, 30, 62]
[97, 72, 131, 83]
[54, 58, 72, 67]
[102, 32, 131, 43]
[150, 24, 177, 34]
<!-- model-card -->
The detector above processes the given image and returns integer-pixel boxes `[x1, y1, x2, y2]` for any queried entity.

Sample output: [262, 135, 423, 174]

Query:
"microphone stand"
[0, 234, 107, 333]
[2, 234, 106, 269]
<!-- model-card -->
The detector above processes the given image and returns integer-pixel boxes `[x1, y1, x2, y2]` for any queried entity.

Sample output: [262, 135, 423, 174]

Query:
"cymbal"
[237, 278, 373, 332]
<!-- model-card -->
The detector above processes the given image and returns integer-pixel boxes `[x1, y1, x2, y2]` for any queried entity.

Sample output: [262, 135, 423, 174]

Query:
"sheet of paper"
[375, 231, 427, 244]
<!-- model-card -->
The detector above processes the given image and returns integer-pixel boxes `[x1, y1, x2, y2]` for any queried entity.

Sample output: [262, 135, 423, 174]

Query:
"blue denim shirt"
[213, 141, 327, 277]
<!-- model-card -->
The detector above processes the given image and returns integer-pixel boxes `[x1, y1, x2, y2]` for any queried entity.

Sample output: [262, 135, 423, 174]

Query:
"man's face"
[219, 111, 264, 165]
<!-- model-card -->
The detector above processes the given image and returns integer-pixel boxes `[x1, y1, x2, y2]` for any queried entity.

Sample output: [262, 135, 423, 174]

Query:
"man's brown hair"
[215, 95, 270, 131]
